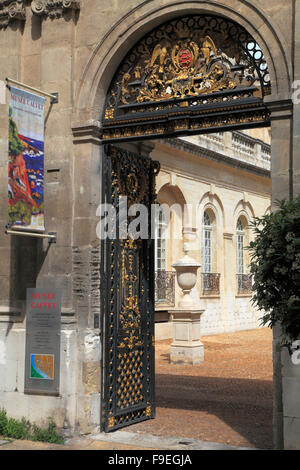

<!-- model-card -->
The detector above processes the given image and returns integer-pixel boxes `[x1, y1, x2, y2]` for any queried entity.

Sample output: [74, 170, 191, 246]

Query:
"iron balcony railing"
[155, 270, 175, 307]
[237, 274, 253, 294]
[202, 273, 221, 294]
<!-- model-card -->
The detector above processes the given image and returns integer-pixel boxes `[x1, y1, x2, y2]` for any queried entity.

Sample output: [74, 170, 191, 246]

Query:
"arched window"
[236, 218, 245, 275]
[202, 211, 212, 273]
[154, 207, 175, 306]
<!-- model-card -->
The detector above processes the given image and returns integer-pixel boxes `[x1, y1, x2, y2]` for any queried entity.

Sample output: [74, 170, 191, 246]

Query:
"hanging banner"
[8, 86, 45, 231]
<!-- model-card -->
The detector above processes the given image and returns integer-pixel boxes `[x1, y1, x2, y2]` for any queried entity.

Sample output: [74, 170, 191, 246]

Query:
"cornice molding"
[0, 0, 80, 27]
[72, 121, 102, 145]
[0, 1, 26, 28]
[31, 0, 80, 18]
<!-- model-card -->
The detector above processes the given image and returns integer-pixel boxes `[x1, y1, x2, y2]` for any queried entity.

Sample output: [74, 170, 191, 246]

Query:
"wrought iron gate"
[101, 144, 160, 432]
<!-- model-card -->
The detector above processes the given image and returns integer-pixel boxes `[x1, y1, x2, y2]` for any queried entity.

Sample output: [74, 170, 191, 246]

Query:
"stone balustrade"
[181, 130, 271, 171]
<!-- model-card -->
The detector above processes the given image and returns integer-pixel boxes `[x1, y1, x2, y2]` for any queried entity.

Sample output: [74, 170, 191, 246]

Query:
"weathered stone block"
[72, 217, 99, 247]
[48, 246, 72, 275]
[21, 54, 41, 89]
[271, 173, 290, 203]
[82, 361, 100, 394]
[170, 342, 204, 365]
[41, 16, 73, 48]
[0, 276, 11, 301]
[36, 274, 72, 306]
[281, 347, 300, 379]
[282, 377, 300, 419]
[284, 417, 300, 450]
[44, 178, 72, 221]
[170, 309, 204, 365]
[41, 46, 72, 83]
[43, 109, 73, 138]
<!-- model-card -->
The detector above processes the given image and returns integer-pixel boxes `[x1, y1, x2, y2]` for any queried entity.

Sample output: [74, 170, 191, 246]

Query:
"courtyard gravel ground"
[120, 327, 273, 450]
[0, 328, 273, 450]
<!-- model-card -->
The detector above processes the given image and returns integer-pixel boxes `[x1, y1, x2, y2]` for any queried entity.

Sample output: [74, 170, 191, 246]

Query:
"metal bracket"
[5, 228, 57, 244]
[5, 78, 59, 104]
[50, 92, 59, 105]
[48, 232, 57, 243]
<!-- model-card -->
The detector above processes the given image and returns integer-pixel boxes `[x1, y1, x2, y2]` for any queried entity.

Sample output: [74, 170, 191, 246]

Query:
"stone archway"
[72, 1, 291, 127]
[71, 1, 294, 449]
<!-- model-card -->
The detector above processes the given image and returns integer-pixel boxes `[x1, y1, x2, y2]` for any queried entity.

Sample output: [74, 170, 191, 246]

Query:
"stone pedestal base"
[170, 341, 204, 365]
[169, 309, 204, 365]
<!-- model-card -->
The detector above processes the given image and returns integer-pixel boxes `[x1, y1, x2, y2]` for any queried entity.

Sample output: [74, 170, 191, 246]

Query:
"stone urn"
[172, 254, 201, 309]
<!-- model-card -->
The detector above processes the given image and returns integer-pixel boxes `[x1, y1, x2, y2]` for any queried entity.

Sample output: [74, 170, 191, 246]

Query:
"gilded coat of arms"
[104, 16, 271, 127]
[118, 27, 251, 106]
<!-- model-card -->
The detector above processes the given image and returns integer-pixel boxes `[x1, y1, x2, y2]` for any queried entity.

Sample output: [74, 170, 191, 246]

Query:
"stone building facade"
[0, 0, 299, 449]
[153, 129, 271, 340]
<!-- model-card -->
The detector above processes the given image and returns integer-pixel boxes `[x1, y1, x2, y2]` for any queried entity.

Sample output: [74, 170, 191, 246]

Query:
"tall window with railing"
[236, 218, 245, 275]
[155, 207, 175, 306]
[155, 209, 167, 272]
[236, 217, 252, 294]
[202, 211, 212, 273]
[201, 210, 220, 294]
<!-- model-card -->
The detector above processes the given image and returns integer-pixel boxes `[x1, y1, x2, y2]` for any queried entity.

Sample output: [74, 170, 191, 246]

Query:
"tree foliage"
[248, 196, 300, 349]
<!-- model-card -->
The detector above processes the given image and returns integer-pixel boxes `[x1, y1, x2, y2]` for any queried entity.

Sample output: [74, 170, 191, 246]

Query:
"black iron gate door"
[101, 144, 160, 432]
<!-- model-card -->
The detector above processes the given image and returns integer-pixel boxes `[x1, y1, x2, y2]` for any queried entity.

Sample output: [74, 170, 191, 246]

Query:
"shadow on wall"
[7, 235, 49, 336]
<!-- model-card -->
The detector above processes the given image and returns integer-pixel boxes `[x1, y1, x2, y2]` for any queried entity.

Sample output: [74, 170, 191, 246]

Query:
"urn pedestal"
[169, 309, 205, 365]
[170, 255, 204, 365]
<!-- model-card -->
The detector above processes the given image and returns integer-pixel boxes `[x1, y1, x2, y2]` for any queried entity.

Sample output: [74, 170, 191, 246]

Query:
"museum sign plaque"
[24, 288, 61, 395]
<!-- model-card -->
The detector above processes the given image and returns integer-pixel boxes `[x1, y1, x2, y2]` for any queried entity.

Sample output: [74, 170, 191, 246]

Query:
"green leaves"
[5, 418, 30, 440]
[248, 195, 300, 349]
[0, 409, 64, 444]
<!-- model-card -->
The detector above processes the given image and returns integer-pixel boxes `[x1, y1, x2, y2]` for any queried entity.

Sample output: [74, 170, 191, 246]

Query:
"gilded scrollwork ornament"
[111, 148, 148, 206]
[120, 31, 254, 105]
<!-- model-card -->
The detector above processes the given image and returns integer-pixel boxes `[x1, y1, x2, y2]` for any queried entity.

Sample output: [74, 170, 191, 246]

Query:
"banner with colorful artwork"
[8, 86, 45, 231]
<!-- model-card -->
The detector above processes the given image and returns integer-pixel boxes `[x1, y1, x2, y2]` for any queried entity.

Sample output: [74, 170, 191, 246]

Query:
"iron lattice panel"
[101, 145, 159, 432]
[116, 350, 144, 409]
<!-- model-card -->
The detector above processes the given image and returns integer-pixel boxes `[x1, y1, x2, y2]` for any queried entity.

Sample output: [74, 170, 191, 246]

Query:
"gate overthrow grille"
[101, 144, 160, 432]
[101, 14, 271, 142]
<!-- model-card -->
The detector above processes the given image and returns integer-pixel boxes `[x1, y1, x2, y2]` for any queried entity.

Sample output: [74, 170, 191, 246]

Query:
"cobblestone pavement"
[119, 328, 273, 450]
[0, 328, 273, 450]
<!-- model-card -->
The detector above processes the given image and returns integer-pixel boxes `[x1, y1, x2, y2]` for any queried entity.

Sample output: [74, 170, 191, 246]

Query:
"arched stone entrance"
[72, 1, 294, 449]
